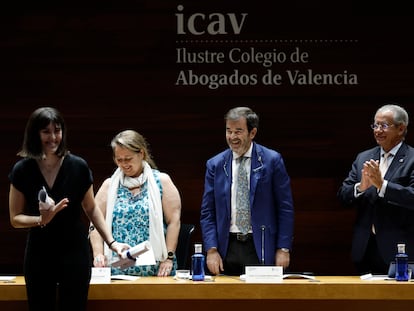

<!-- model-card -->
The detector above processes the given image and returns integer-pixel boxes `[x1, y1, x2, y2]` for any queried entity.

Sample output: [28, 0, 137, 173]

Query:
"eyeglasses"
[370, 123, 394, 130]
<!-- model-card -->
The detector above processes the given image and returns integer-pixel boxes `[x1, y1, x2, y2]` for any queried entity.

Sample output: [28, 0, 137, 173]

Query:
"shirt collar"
[233, 143, 253, 160]
[382, 141, 402, 157]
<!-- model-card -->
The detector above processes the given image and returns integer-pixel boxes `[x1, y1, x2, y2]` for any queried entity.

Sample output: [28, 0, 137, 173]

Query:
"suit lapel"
[222, 151, 233, 216]
[385, 143, 407, 178]
[250, 143, 263, 207]
[369, 147, 381, 162]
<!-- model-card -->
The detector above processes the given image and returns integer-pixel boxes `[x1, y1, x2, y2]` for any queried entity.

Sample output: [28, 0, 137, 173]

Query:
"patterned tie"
[236, 156, 250, 234]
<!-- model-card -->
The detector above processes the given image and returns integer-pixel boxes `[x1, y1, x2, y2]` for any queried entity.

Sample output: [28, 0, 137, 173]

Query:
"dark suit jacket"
[338, 142, 414, 264]
[200, 142, 294, 265]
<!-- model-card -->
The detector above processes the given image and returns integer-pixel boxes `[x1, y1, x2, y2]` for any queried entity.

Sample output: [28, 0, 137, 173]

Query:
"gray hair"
[375, 104, 409, 136]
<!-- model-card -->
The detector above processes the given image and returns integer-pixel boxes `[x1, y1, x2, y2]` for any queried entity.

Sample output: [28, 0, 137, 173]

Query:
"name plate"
[90, 267, 111, 284]
[245, 266, 283, 283]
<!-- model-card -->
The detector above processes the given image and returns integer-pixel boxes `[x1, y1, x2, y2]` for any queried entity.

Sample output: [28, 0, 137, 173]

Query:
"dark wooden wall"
[1, 2, 413, 276]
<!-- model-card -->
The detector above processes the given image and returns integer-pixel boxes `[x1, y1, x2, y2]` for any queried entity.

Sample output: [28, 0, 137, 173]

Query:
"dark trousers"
[25, 265, 90, 311]
[223, 233, 259, 276]
[354, 233, 389, 275]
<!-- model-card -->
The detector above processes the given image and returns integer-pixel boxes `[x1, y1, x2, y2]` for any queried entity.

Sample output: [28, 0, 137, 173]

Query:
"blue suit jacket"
[338, 143, 414, 264]
[200, 142, 294, 265]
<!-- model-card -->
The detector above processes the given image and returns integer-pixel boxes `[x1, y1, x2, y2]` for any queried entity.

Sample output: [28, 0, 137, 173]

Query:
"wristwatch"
[167, 251, 174, 260]
[280, 248, 290, 253]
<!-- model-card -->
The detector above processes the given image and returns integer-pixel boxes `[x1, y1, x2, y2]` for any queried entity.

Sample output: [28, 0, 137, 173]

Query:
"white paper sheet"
[111, 275, 140, 281]
[90, 267, 111, 284]
[360, 273, 393, 281]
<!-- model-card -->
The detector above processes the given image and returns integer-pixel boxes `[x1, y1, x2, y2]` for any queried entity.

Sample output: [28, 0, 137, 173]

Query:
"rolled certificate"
[122, 241, 151, 260]
[111, 241, 151, 269]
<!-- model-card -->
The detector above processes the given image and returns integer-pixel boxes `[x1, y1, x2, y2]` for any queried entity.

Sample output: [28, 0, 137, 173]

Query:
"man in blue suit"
[200, 107, 294, 276]
[338, 104, 414, 275]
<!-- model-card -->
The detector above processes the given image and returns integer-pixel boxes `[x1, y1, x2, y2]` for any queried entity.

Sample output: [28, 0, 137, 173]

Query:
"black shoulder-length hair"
[17, 107, 68, 159]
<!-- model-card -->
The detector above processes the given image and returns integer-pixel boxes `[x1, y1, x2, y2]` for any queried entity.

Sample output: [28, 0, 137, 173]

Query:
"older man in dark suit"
[338, 104, 414, 275]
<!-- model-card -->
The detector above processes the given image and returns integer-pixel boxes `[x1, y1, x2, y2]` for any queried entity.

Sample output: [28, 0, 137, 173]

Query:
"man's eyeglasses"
[370, 123, 394, 130]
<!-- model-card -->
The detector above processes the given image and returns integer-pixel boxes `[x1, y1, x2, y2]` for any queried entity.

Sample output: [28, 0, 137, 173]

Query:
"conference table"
[1, 275, 413, 311]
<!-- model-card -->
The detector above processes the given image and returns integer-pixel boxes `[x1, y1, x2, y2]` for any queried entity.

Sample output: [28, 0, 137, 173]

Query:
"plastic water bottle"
[191, 243, 205, 281]
[395, 243, 409, 281]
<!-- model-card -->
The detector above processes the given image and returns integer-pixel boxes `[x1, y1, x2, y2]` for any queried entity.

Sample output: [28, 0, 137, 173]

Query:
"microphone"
[38, 186, 53, 206]
[261, 225, 265, 265]
[38, 187, 47, 203]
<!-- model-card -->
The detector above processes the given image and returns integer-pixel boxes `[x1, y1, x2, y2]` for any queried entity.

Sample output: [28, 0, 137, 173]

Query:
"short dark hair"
[225, 107, 259, 132]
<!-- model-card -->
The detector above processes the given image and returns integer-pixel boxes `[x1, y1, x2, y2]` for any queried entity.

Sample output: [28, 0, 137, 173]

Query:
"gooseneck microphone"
[260, 225, 265, 265]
